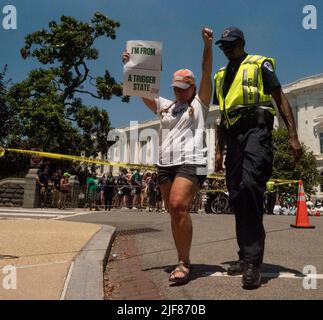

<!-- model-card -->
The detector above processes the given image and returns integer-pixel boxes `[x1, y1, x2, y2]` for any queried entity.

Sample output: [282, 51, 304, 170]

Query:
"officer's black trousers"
[225, 126, 273, 266]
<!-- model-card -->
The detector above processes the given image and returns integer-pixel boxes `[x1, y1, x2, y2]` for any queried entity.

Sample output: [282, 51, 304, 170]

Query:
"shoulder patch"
[263, 61, 274, 72]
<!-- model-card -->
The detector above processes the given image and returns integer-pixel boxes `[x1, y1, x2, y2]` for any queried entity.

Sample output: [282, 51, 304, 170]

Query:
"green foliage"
[0, 65, 15, 145]
[272, 128, 320, 194]
[19, 13, 126, 103]
[1, 13, 128, 178]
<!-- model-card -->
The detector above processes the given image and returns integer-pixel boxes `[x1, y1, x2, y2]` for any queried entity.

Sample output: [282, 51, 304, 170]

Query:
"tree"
[1, 13, 129, 178]
[0, 66, 30, 179]
[272, 128, 320, 194]
[0, 66, 7, 141]
[20, 13, 128, 105]
[0, 65, 15, 145]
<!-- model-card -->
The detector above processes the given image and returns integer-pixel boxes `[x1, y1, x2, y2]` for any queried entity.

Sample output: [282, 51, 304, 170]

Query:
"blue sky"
[1, 0, 322, 128]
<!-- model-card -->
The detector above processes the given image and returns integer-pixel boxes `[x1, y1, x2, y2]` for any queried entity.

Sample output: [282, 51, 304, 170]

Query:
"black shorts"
[134, 186, 141, 195]
[121, 186, 131, 195]
[157, 164, 207, 187]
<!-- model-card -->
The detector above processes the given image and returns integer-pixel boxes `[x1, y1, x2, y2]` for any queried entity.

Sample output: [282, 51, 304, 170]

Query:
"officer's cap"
[215, 27, 245, 45]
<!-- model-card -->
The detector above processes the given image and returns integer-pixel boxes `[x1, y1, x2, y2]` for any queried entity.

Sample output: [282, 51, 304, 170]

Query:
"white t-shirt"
[156, 95, 209, 167]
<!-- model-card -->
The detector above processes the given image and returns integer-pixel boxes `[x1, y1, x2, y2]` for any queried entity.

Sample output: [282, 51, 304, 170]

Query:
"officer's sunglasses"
[219, 40, 240, 50]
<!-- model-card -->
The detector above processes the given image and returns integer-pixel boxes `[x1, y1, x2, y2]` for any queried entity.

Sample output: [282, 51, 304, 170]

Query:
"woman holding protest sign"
[122, 27, 213, 285]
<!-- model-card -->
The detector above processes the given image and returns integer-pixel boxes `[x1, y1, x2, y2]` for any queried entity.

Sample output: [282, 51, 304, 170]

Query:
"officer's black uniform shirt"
[213, 53, 281, 105]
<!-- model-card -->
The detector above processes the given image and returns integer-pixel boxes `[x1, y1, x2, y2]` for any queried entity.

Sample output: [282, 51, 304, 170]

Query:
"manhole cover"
[115, 227, 160, 236]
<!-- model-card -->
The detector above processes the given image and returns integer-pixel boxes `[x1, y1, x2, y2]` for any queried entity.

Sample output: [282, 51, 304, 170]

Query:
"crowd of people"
[264, 185, 323, 216]
[37, 165, 310, 216]
[37, 164, 317, 220]
[82, 170, 233, 213]
[82, 168, 165, 212]
[36, 165, 201, 211]
[34, 165, 217, 213]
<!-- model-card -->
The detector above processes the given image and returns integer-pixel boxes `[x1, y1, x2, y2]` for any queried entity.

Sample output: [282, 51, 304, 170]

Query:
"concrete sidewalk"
[0, 207, 77, 214]
[0, 219, 115, 300]
[0, 207, 88, 216]
[0, 207, 94, 220]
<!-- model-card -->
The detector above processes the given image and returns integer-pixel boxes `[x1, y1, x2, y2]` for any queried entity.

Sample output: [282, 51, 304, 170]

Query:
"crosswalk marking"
[206, 272, 323, 279]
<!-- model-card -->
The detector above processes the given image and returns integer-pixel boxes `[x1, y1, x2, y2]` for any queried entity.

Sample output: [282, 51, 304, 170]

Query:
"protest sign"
[123, 40, 162, 98]
[123, 68, 160, 98]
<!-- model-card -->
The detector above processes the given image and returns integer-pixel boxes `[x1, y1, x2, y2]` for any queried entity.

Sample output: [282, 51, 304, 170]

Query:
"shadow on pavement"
[260, 262, 305, 285]
[222, 260, 304, 285]
[189, 264, 227, 280]
[143, 263, 227, 286]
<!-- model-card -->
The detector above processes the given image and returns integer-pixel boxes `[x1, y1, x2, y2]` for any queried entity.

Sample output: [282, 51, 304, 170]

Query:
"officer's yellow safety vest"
[214, 55, 277, 128]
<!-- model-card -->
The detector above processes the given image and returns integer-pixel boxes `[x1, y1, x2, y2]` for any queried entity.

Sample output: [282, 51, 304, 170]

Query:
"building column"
[207, 123, 216, 173]
[134, 140, 139, 163]
[146, 137, 151, 164]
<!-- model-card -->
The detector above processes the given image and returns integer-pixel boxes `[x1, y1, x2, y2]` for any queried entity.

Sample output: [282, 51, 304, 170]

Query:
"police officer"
[214, 27, 302, 289]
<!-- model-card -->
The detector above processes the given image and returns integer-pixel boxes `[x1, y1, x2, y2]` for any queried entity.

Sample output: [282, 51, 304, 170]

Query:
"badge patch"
[223, 29, 231, 37]
[263, 61, 274, 72]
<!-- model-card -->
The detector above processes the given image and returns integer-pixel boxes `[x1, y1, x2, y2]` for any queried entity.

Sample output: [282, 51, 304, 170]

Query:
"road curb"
[0, 208, 76, 215]
[62, 224, 116, 300]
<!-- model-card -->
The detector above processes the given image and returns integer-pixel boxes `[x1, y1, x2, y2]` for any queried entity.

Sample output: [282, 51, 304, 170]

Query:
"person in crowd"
[104, 172, 116, 211]
[132, 168, 143, 210]
[100, 173, 107, 208]
[148, 172, 157, 212]
[51, 171, 61, 208]
[59, 172, 70, 210]
[87, 173, 98, 211]
[161, 198, 167, 213]
[36, 167, 49, 208]
[115, 171, 125, 208]
[143, 172, 152, 210]
[265, 181, 277, 215]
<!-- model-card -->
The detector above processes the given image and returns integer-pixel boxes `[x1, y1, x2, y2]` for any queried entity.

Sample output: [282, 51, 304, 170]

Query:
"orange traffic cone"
[291, 180, 315, 229]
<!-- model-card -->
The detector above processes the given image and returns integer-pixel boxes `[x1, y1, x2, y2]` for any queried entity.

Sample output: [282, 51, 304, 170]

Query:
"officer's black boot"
[227, 260, 245, 276]
[242, 263, 261, 290]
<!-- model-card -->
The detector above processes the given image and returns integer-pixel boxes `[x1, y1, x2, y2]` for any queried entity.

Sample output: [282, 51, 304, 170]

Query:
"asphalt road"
[63, 210, 323, 300]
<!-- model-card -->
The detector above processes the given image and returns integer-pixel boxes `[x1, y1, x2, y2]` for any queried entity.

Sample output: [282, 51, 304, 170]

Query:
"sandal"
[169, 263, 191, 285]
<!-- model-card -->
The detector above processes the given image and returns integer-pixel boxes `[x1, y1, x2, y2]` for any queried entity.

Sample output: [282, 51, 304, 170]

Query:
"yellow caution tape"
[206, 174, 299, 185]
[0, 147, 156, 171]
[0, 147, 303, 185]
[268, 179, 299, 186]
[273, 182, 299, 186]
[271, 179, 293, 182]
[206, 173, 226, 180]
